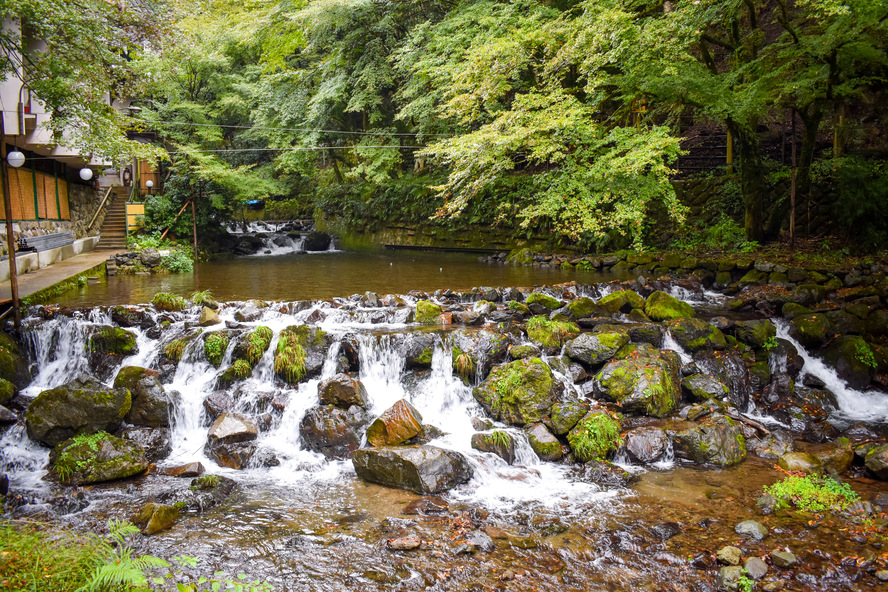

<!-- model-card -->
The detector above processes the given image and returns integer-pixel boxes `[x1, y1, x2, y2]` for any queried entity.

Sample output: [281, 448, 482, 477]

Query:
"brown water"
[53, 250, 622, 307]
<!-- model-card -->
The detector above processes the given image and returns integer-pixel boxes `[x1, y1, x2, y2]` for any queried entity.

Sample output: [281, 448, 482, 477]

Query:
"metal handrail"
[87, 186, 115, 234]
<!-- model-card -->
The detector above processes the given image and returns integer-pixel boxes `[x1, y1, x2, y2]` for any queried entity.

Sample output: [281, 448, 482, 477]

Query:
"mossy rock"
[217, 359, 254, 388]
[162, 330, 202, 363]
[788, 313, 831, 348]
[666, 318, 727, 351]
[203, 331, 230, 368]
[526, 316, 580, 352]
[644, 291, 695, 321]
[0, 332, 30, 388]
[25, 378, 132, 447]
[472, 358, 561, 426]
[567, 411, 623, 463]
[404, 332, 438, 368]
[50, 432, 148, 485]
[0, 377, 16, 406]
[415, 300, 443, 324]
[738, 269, 768, 286]
[733, 320, 776, 348]
[132, 502, 180, 535]
[777, 452, 823, 474]
[113, 366, 174, 428]
[791, 284, 829, 306]
[506, 248, 535, 265]
[509, 344, 541, 360]
[598, 290, 645, 315]
[233, 326, 274, 368]
[594, 349, 682, 417]
[821, 335, 876, 390]
[274, 324, 329, 384]
[673, 414, 746, 467]
[545, 399, 589, 435]
[526, 423, 563, 461]
[526, 292, 562, 310]
[782, 302, 812, 320]
[564, 331, 629, 367]
[681, 374, 729, 401]
[508, 301, 531, 316]
[471, 430, 517, 464]
[87, 326, 138, 380]
[566, 297, 597, 319]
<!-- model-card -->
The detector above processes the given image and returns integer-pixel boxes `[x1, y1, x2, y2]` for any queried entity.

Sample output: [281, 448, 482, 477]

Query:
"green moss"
[0, 376, 15, 405]
[508, 301, 531, 315]
[204, 332, 230, 368]
[190, 474, 221, 490]
[526, 292, 561, 310]
[597, 290, 645, 314]
[764, 474, 859, 513]
[416, 347, 434, 365]
[88, 327, 138, 356]
[220, 359, 254, 384]
[644, 290, 695, 321]
[505, 248, 534, 265]
[415, 300, 443, 324]
[526, 316, 579, 349]
[244, 326, 274, 366]
[163, 330, 202, 362]
[566, 297, 597, 318]
[567, 412, 623, 463]
[473, 358, 557, 425]
[151, 292, 188, 312]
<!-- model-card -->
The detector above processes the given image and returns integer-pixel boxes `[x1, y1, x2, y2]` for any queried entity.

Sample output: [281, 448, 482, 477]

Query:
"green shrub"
[567, 412, 623, 462]
[152, 292, 188, 312]
[764, 474, 860, 513]
[204, 332, 229, 368]
[161, 247, 194, 274]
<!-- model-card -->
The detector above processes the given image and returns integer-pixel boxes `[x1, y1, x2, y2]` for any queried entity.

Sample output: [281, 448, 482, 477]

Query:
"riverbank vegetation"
[106, 0, 886, 256]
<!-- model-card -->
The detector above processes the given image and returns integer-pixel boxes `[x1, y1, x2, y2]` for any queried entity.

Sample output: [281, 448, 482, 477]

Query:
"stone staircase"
[96, 190, 128, 251]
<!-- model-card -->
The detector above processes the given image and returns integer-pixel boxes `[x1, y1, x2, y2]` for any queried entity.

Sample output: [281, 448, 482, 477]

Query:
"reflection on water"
[53, 250, 620, 307]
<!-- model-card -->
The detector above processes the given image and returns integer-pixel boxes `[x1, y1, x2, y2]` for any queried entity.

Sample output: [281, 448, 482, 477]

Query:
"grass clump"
[203, 332, 230, 367]
[190, 474, 222, 490]
[567, 412, 623, 463]
[151, 292, 188, 312]
[453, 348, 475, 381]
[274, 341, 307, 384]
[245, 326, 274, 366]
[764, 474, 860, 513]
[525, 292, 561, 310]
[163, 330, 202, 362]
[190, 289, 215, 307]
[526, 316, 579, 349]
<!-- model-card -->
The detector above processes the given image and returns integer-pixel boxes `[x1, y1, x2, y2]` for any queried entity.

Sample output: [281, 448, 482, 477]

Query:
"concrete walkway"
[0, 249, 120, 301]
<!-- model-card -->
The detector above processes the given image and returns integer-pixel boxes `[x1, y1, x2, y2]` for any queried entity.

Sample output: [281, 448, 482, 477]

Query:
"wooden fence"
[1, 165, 70, 221]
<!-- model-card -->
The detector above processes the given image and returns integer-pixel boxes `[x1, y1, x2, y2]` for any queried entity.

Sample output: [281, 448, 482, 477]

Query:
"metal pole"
[1, 134, 21, 333]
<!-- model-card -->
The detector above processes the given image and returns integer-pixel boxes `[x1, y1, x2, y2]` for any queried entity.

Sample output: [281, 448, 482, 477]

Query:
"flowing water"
[3, 274, 888, 590]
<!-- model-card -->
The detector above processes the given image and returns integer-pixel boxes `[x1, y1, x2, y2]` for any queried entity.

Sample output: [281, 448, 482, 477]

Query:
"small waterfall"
[776, 321, 888, 422]
[661, 330, 693, 365]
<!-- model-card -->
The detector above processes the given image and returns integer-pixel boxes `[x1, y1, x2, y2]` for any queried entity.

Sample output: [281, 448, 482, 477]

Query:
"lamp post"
[79, 167, 93, 182]
[145, 179, 154, 195]
[2, 149, 25, 333]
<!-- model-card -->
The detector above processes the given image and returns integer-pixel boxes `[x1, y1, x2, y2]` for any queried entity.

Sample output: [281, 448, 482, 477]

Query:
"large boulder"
[820, 336, 876, 390]
[597, 290, 645, 315]
[694, 350, 751, 410]
[681, 374, 730, 401]
[472, 358, 562, 425]
[673, 414, 746, 467]
[87, 326, 138, 380]
[367, 399, 423, 447]
[50, 432, 148, 485]
[564, 331, 629, 367]
[526, 423, 563, 461]
[300, 405, 372, 459]
[303, 231, 332, 251]
[352, 446, 474, 494]
[205, 413, 259, 469]
[545, 398, 589, 435]
[788, 313, 831, 348]
[318, 374, 368, 408]
[623, 426, 669, 463]
[666, 318, 726, 351]
[644, 291, 695, 321]
[593, 345, 682, 417]
[0, 332, 31, 388]
[25, 378, 131, 447]
[114, 366, 176, 428]
[732, 320, 777, 349]
[470, 430, 517, 464]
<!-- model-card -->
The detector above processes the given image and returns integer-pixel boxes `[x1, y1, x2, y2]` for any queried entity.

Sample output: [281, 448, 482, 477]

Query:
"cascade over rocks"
[352, 446, 474, 494]
[25, 377, 132, 447]
[470, 430, 517, 464]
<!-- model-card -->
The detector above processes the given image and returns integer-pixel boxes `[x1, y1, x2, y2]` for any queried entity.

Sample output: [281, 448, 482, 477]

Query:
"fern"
[76, 519, 168, 592]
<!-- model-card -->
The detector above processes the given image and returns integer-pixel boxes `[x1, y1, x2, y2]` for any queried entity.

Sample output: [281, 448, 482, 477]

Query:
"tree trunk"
[727, 121, 766, 242]
[795, 107, 823, 235]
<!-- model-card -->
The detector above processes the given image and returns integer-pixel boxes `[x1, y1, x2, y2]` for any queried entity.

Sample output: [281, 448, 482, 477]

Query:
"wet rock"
[650, 522, 681, 541]
[25, 378, 131, 447]
[0, 404, 16, 424]
[367, 399, 423, 447]
[598, 290, 645, 315]
[545, 398, 588, 435]
[818, 445, 854, 474]
[746, 430, 794, 460]
[0, 377, 15, 407]
[788, 313, 831, 348]
[756, 494, 778, 515]
[864, 444, 888, 480]
[623, 426, 669, 463]
[207, 413, 258, 445]
[199, 307, 221, 326]
[673, 414, 746, 467]
[300, 405, 372, 460]
[526, 423, 563, 462]
[110, 305, 150, 328]
[131, 502, 179, 535]
[733, 319, 777, 348]
[770, 549, 798, 568]
[768, 339, 804, 378]
[821, 335, 876, 389]
[666, 318, 727, 351]
[471, 417, 494, 431]
[792, 283, 828, 306]
[303, 231, 331, 251]
[735, 520, 768, 541]
[318, 374, 369, 409]
[387, 535, 421, 550]
[402, 496, 448, 515]
[160, 462, 205, 478]
[119, 427, 172, 463]
[0, 333, 30, 389]
[234, 301, 262, 323]
[564, 331, 629, 367]
[114, 366, 175, 428]
[778, 451, 823, 474]
[403, 333, 438, 369]
[87, 325, 138, 380]
[352, 446, 474, 494]
[744, 557, 768, 580]
[717, 546, 742, 566]
[202, 391, 234, 422]
[50, 433, 148, 485]
[464, 530, 495, 553]
[509, 344, 541, 360]
[682, 374, 729, 401]
[473, 358, 561, 425]
[574, 460, 634, 487]
[628, 323, 666, 348]
[406, 424, 445, 445]
[471, 430, 517, 464]
[206, 441, 258, 470]
[694, 350, 751, 410]
[644, 290, 695, 321]
[594, 346, 682, 417]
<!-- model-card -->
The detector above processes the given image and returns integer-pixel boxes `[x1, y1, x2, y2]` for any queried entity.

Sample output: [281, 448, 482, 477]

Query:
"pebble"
[744, 557, 769, 580]
[735, 520, 769, 541]
[717, 546, 742, 566]
[387, 535, 421, 550]
[876, 570, 888, 582]
[770, 549, 797, 568]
